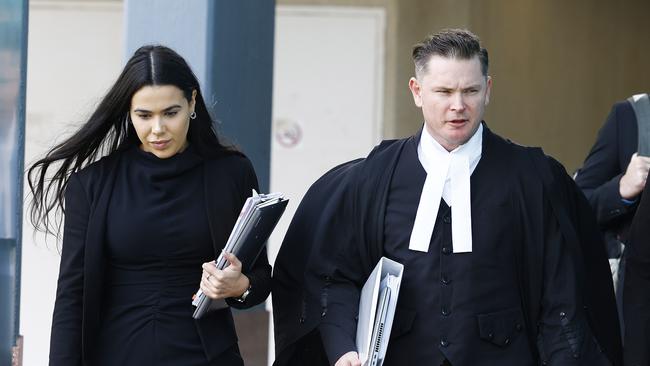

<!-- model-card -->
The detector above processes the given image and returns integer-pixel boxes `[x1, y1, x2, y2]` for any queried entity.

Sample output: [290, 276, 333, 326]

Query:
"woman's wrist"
[234, 274, 250, 298]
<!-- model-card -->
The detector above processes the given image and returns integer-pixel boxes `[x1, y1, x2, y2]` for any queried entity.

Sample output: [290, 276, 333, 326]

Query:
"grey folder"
[192, 191, 288, 319]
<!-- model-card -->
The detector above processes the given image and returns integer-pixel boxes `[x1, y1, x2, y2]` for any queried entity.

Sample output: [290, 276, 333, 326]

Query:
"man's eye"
[437, 90, 451, 94]
[165, 111, 178, 117]
[465, 89, 478, 94]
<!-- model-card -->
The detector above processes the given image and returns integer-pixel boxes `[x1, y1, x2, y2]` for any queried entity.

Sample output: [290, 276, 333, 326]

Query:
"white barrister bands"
[408, 123, 482, 254]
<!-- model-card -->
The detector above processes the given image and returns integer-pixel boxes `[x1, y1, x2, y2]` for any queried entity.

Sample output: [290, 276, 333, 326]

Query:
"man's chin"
[446, 133, 472, 148]
[449, 125, 479, 143]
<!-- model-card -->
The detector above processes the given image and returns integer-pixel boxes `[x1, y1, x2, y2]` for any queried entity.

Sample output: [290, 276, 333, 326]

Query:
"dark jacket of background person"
[624, 177, 650, 366]
[49, 149, 271, 366]
[575, 101, 639, 258]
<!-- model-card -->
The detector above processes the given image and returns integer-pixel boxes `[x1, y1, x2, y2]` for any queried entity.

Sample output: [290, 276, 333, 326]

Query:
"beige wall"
[279, 0, 650, 172]
[472, 0, 650, 172]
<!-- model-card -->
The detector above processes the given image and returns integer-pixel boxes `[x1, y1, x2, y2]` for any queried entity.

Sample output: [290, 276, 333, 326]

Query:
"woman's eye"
[137, 114, 150, 119]
[165, 111, 178, 117]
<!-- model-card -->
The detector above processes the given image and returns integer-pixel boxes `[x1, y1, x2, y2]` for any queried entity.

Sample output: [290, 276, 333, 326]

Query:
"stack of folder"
[192, 190, 288, 319]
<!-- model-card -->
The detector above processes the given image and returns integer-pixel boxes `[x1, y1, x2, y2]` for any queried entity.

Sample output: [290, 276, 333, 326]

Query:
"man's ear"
[409, 77, 423, 107]
[484, 76, 492, 106]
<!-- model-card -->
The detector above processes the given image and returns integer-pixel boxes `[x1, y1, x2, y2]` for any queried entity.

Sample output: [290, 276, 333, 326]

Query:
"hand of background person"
[335, 351, 361, 366]
[200, 252, 250, 300]
[620, 153, 650, 199]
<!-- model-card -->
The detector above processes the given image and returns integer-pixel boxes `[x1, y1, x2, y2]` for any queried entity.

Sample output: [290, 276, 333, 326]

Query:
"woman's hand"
[200, 252, 250, 300]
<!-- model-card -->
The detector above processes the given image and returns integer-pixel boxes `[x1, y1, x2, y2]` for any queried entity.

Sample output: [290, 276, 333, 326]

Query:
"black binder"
[192, 192, 288, 319]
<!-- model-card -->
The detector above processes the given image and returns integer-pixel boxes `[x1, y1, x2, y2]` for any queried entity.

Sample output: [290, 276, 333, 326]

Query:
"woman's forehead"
[131, 85, 186, 110]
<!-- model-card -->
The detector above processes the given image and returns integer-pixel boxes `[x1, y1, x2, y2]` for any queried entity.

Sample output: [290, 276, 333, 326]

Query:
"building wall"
[470, 0, 650, 171]
[280, 0, 650, 172]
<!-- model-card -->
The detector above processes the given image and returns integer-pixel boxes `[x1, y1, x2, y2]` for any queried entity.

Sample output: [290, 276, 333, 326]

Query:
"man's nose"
[450, 93, 465, 111]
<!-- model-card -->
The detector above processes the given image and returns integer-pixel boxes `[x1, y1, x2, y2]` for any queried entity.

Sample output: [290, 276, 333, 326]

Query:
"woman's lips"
[150, 140, 171, 150]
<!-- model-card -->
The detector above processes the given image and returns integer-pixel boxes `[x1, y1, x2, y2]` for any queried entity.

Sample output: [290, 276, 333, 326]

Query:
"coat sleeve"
[49, 173, 89, 366]
[226, 157, 272, 309]
[310, 168, 370, 364]
[536, 204, 609, 365]
[575, 103, 637, 227]
[623, 178, 650, 366]
[536, 159, 615, 366]
[271, 158, 367, 363]
[314, 145, 401, 364]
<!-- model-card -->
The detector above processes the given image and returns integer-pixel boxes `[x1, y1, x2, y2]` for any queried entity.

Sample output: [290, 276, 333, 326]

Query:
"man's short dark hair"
[412, 29, 489, 78]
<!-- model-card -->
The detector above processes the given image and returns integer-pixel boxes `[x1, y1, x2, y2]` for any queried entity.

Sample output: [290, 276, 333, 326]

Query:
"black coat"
[624, 177, 650, 366]
[49, 149, 271, 366]
[272, 125, 622, 366]
[575, 100, 639, 254]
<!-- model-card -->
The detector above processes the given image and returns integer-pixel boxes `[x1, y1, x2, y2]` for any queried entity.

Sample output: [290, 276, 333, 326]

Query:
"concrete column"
[124, 0, 275, 191]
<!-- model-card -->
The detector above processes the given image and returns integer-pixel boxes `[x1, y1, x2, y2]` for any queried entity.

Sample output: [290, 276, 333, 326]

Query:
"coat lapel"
[81, 154, 121, 363]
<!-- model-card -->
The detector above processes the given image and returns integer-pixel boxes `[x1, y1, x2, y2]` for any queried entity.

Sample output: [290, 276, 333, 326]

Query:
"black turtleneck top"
[94, 145, 219, 365]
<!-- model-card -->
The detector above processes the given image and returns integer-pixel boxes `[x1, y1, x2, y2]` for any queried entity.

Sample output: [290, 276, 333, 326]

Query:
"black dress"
[92, 145, 242, 366]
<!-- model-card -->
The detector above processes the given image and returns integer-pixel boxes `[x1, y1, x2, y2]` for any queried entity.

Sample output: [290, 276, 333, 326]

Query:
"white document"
[356, 257, 404, 366]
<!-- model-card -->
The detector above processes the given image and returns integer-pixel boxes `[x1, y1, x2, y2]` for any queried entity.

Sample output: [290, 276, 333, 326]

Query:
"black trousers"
[212, 344, 244, 366]
[273, 330, 329, 366]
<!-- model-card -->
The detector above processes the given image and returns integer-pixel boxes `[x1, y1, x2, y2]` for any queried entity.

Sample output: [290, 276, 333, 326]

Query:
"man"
[272, 29, 621, 366]
[575, 95, 650, 333]
[624, 177, 650, 366]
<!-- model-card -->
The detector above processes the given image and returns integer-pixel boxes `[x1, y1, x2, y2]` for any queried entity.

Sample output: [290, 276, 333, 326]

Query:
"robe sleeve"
[314, 186, 366, 363]
[536, 159, 614, 366]
[299, 161, 374, 364]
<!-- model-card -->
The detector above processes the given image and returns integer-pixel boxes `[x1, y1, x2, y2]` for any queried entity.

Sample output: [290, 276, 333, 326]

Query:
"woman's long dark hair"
[28, 45, 236, 237]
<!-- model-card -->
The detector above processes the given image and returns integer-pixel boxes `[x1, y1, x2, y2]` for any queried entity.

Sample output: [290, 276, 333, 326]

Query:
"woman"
[28, 45, 271, 366]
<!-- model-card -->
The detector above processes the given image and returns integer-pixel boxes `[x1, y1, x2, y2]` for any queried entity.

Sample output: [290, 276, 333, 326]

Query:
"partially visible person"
[575, 94, 650, 333]
[28, 45, 271, 366]
[624, 177, 650, 366]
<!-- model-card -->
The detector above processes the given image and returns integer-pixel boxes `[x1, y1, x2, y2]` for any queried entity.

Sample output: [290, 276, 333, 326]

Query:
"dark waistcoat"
[382, 137, 534, 366]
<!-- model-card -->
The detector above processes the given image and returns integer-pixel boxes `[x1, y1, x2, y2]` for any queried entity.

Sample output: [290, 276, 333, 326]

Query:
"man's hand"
[335, 351, 361, 366]
[620, 153, 650, 199]
[200, 252, 250, 300]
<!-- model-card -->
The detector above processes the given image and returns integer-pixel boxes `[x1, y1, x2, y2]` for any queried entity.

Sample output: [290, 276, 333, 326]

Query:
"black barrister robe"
[49, 149, 271, 366]
[272, 125, 622, 366]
